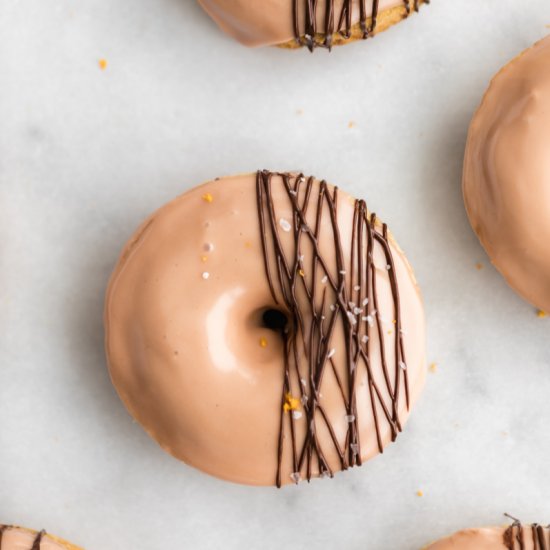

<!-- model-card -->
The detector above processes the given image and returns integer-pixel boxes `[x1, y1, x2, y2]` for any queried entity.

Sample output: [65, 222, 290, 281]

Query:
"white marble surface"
[1, 1, 550, 549]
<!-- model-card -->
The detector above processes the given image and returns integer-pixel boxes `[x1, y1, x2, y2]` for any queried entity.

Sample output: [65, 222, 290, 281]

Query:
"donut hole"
[261, 308, 289, 333]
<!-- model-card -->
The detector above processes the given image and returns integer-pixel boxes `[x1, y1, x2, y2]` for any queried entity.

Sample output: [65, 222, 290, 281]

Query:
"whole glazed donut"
[426, 519, 550, 550]
[198, 0, 429, 50]
[105, 170, 426, 487]
[0, 525, 81, 550]
[463, 35, 550, 313]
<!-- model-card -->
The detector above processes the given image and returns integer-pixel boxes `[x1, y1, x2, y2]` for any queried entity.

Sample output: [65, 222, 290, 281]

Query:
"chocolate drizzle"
[504, 517, 550, 550]
[292, 0, 429, 51]
[0, 526, 47, 549]
[256, 170, 409, 487]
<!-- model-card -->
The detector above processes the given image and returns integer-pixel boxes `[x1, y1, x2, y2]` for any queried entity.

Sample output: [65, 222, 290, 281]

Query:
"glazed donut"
[198, 0, 429, 50]
[0, 525, 81, 550]
[105, 170, 426, 487]
[425, 520, 550, 550]
[463, 36, 550, 312]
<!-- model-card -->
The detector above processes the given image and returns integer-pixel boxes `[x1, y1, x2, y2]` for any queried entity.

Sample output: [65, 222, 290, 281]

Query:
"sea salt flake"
[203, 243, 214, 252]
[330, 304, 336, 312]
[290, 472, 301, 484]
[362, 298, 369, 306]
[399, 361, 407, 371]
[301, 394, 309, 405]
[349, 302, 356, 308]
[350, 443, 359, 455]
[300, 378, 307, 387]
[279, 218, 292, 232]
[339, 270, 347, 275]
[353, 307, 363, 315]
[362, 335, 369, 344]
[327, 348, 336, 359]
[289, 189, 298, 196]
[292, 410, 303, 420]
[345, 414, 356, 423]
[298, 254, 305, 262]
[354, 285, 361, 291]
[202, 272, 210, 280]
[321, 275, 328, 284]
[386, 264, 391, 270]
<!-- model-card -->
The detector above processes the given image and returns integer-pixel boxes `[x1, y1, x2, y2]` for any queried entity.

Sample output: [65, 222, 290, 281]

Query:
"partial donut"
[0, 525, 81, 550]
[105, 170, 426, 486]
[463, 36, 550, 312]
[198, 0, 429, 50]
[425, 520, 550, 550]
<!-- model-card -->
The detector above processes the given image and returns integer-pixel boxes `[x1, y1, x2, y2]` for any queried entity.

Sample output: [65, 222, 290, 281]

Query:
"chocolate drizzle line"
[292, 0, 430, 51]
[0, 526, 47, 549]
[256, 170, 409, 487]
[503, 516, 550, 550]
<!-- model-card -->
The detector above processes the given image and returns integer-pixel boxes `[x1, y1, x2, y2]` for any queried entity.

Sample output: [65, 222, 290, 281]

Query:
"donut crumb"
[283, 393, 300, 412]
[259, 337, 268, 348]
[202, 193, 214, 203]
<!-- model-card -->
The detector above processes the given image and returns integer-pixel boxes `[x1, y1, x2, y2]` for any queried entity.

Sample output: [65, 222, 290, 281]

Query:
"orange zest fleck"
[201, 255, 208, 263]
[298, 269, 305, 277]
[416, 490, 424, 497]
[537, 310, 547, 318]
[244, 241, 252, 249]
[202, 193, 214, 203]
[475, 262, 483, 270]
[429, 363, 437, 373]
[348, 121, 356, 129]
[98, 58, 108, 70]
[259, 337, 268, 348]
[283, 393, 300, 412]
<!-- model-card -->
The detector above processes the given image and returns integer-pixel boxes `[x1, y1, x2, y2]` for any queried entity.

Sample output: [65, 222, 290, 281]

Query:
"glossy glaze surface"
[0, 526, 79, 550]
[426, 525, 550, 550]
[104, 173, 426, 486]
[198, 0, 402, 46]
[463, 36, 550, 312]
